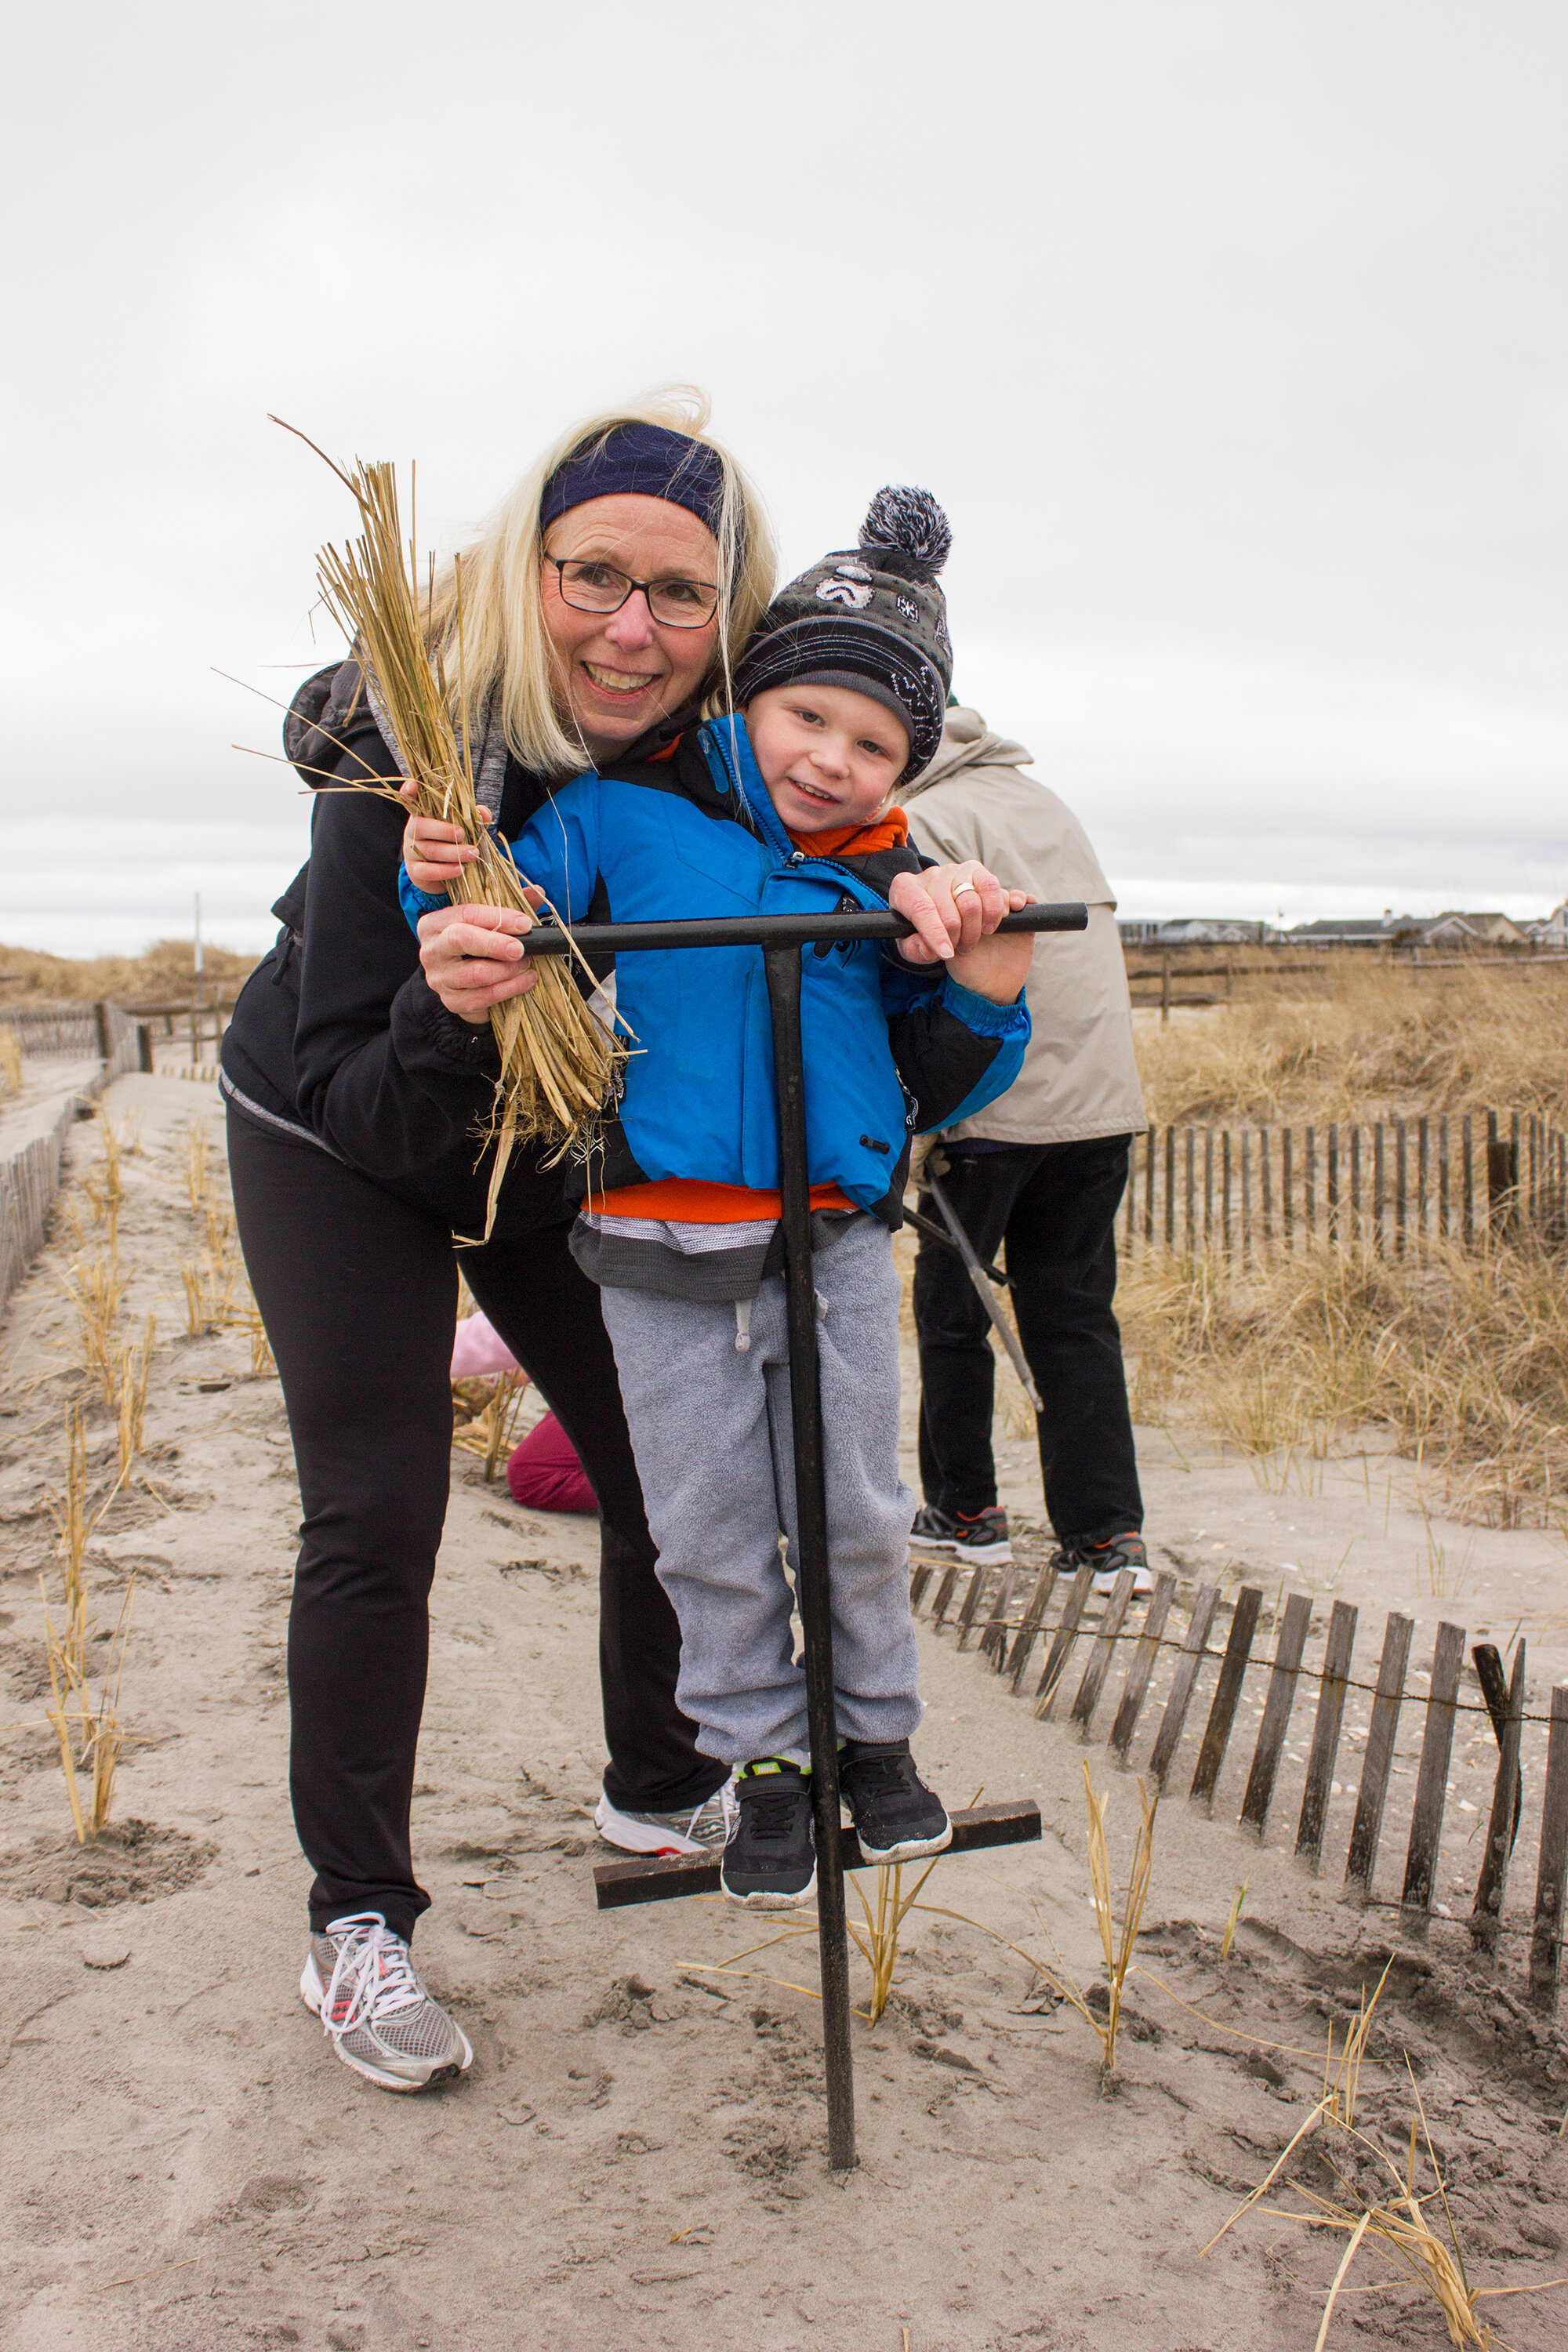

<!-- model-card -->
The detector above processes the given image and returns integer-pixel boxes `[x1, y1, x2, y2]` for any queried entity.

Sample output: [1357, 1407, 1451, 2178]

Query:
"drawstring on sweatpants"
[734, 1298, 752, 1352]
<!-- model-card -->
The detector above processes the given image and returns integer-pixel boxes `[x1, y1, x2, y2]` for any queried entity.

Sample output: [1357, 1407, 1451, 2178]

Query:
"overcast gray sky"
[4, 1, 1563, 953]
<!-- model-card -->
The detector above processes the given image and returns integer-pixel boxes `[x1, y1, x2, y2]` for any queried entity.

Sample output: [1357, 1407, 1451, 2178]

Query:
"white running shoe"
[300, 1911, 474, 2092]
[593, 1779, 737, 1856]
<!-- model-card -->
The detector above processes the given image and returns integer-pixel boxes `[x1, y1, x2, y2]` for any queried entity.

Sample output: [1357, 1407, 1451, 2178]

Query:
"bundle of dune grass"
[276, 420, 627, 1236]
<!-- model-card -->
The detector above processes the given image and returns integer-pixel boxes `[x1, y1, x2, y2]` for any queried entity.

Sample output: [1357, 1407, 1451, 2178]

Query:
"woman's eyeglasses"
[544, 556, 719, 630]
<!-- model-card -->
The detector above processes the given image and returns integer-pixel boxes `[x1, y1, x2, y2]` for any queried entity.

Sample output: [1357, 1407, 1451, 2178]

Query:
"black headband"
[539, 423, 727, 538]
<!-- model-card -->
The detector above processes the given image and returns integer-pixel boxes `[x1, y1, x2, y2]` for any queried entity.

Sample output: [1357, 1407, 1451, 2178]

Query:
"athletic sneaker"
[300, 1911, 474, 2092]
[1057, 1531, 1155, 1599]
[839, 1739, 953, 1864]
[720, 1760, 816, 1909]
[593, 1780, 736, 1857]
[909, 1503, 1011, 1565]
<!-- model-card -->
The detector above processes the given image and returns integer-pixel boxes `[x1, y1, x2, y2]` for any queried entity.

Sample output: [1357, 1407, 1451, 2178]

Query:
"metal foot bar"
[594, 1798, 1043, 1909]
[519, 900, 1087, 2170]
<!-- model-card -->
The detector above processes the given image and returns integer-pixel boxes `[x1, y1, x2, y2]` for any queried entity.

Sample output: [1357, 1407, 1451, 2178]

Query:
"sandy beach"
[3, 1073, 1566, 2351]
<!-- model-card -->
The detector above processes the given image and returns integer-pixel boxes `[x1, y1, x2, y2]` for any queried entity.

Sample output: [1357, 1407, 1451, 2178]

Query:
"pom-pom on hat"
[731, 486, 954, 782]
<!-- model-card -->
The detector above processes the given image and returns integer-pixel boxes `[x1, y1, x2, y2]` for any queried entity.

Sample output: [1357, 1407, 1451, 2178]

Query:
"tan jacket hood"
[903, 706, 1036, 795]
[903, 706, 1145, 1144]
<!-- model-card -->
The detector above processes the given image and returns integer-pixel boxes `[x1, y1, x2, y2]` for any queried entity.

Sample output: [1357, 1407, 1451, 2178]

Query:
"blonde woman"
[222, 393, 1002, 2092]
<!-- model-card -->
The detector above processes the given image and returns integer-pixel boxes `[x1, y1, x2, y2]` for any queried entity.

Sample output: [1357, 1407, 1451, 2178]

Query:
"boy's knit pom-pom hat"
[731, 485, 955, 783]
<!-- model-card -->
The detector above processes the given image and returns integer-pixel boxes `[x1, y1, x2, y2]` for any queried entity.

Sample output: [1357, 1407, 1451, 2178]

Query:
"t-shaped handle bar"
[509, 901, 1089, 956]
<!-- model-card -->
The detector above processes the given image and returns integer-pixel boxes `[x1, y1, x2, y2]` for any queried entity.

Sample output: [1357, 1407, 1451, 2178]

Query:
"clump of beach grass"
[0, 1022, 23, 1096]
[39, 1404, 134, 1842]
[274, 419, 629, 1234]
[1204, 2061, 1563, 2349]
[114, 1315, 155, 1477]
[59, 1251, 126, 1410]
[1119, 1232, 1568, 1527]
[452, 1368, 530, 1481]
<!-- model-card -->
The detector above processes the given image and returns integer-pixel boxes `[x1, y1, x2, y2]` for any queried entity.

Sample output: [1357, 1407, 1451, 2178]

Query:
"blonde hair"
[422, 387, 776, 778]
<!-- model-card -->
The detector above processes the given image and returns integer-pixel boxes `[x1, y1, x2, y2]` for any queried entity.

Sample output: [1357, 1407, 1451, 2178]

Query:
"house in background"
[1529, 903, 1568, 947]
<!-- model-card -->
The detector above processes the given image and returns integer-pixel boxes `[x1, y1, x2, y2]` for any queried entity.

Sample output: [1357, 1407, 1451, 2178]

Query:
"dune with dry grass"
[1134, 958, 1568, 1127]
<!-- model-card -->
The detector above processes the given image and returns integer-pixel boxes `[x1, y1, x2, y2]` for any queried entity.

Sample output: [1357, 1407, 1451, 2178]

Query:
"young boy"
[402, 489, 1033, 1907]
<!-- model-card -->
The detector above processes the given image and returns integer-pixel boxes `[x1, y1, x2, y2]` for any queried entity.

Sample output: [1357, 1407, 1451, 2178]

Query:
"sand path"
[2, 1075, 1566, 2350]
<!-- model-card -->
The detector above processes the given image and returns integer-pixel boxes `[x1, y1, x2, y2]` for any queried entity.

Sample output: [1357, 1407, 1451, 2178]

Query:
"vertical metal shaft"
[763, 945, 857, 2171]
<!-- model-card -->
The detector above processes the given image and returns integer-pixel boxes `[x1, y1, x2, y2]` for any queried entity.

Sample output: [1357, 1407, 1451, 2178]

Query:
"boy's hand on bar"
[889, 862, 1014, 964]
[416, 895, 542, 1025]
[399, 780, 494, 894]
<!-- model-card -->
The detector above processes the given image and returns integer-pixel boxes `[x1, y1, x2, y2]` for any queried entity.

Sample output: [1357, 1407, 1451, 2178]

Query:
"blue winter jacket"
[401, 716, 1029, 1225]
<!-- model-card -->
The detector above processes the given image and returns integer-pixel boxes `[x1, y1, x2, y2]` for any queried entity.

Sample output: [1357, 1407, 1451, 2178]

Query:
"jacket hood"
[902, 706, 1033, 800]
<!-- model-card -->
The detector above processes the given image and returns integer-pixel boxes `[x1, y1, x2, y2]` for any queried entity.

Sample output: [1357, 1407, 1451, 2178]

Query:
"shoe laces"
[740, 1776, 808, 1841]
[843, 1748, 913, 1797]
[320, 1913, 425, 2043]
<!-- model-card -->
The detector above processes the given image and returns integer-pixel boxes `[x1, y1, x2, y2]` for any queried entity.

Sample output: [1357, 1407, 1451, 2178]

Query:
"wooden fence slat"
[1400, 1619, 1468, 1917]
[1190, 1586, 1264, 1811]
[1344, 1610, 1414, 1900]
[1462, 1113, 1474, 1247]
[929, 1560, 964, 1628]
[1396, 1118, 1408, 1256]
[1327, 1123, 1339, 1243]
[1033, 1563, 1096, 1718]
[975, 1564, 1018, 1662]
[1069, 1566, 1138, 1734]
[1295, 1600, 1358, 1869]
[1283, 1128, 1294, 1249]
[1221, 1128, 1232, 1254]
[954, 1560, 993, 1648]
[1471, 1640, 1526, 1953]
[1143, 1126, 1156, 1246]
[909, 1554, 938, 1611]
[1472, 1643, 1524, 1849]
[1203, 1127, 1214, 1250]
[1530, 1682, 1568, 2010]
[1374, 1123, 1385, 1256]
[1349, 1123, 1361, 1243]
[1260, 1125, 1272, 1247]
[1164, 1125, 1176, 1248]
[1184, 1128, 1195, 1253]
[1240, 1590, 1313, 1838]
[1240, 1129, 1251, 1263]
[1418, 1115, 1430, 1245]
[1149, 1584, 1221, 1791]
[1305, 1125, 1316, 1240]
[1109, 1570, 1177, 1764]
[1007, 1560, 1061, 1690]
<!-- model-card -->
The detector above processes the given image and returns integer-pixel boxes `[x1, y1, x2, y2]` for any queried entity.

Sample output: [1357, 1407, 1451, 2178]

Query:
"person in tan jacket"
[903, 705, 1152, 1595]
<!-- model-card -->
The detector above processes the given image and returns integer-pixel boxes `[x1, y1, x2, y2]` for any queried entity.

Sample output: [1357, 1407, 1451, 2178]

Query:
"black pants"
[913, 1136, 1142, 1551]
[227, 1109, 723, 1940]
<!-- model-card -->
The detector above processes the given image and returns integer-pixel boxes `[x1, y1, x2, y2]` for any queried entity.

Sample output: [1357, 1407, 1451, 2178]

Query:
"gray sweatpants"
[599, 1216, 923, 1767]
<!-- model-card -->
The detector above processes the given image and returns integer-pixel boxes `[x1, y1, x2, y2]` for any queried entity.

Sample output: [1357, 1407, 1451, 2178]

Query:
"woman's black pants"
[913, 1135, 1143, 1551]
[227, 1108, 723, 1940]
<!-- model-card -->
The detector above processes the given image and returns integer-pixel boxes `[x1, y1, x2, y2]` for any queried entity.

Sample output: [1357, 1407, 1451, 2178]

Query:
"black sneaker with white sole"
[909, 1503, 1011, 1564]
[839, 1739, 953, 1864]
[720, 1760, 816, 1909]
[1053, 1530, 1154, 1599]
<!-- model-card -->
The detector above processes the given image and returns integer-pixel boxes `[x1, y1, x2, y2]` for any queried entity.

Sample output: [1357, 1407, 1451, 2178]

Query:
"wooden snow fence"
[911, 1545, 1568, 2009]
[0, 1002, 148, 1315]
[1121, 1112, 1564, 1258]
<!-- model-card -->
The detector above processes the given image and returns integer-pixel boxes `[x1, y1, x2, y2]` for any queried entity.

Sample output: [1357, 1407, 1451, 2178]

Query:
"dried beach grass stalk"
[0, 1022, 22, 1096]
[60, 1252, 125, 1410]
[1204, 2067, 1564, 2348]
[1220, 1880, 1249, 1961]
[276, 419, 629, 1235]
[1082, 1765, 1158, 2078]
[42, 1576, 136, 1845]
[452, 1368, 530, 1481]
[115, 1315, 155, 1477]
[184, 1119, 212, 1212]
